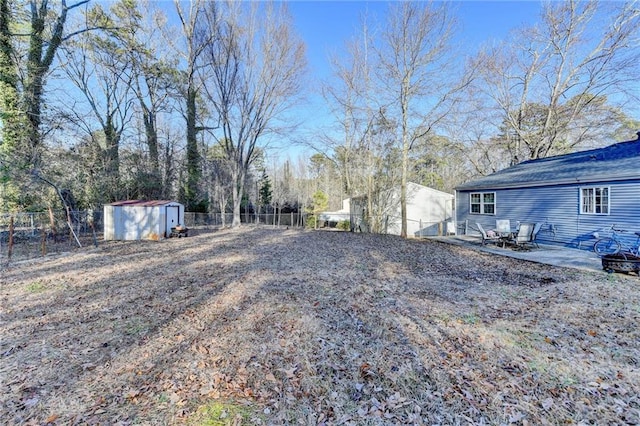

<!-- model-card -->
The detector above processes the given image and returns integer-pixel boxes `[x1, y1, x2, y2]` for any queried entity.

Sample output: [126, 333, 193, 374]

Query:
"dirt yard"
[1, 227, 639, 425]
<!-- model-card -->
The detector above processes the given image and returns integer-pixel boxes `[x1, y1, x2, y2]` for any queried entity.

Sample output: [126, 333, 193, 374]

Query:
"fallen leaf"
[509, 411, 525, 423]
[23, 396, 39, 408]
[265, 373, 277, 382]
[360, 362, 376, 379]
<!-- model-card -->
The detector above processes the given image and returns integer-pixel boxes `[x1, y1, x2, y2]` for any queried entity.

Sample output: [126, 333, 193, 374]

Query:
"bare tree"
[0, 0, 120, 168]
[471, 0, 640, 164]
[58, 9, 135, 203]
[199, 2, 306, 227]
[204, 144, 232, 227]
[323, 16, 405, 233]
[107, 0, 177, 199]
[165, 0, 212, 211]
[375, 2, 463, 237]
[0, 0, 98, 210]
[323, 20, 372, 200]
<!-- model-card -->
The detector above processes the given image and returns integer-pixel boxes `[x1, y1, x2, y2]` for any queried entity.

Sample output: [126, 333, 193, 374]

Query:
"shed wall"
[121, 206, 161, 240]
[103, 202, 184, 240]
[104, 205, 116, 240]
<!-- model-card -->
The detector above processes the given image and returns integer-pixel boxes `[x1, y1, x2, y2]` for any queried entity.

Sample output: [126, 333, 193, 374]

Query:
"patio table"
[497, 230, 517, 248]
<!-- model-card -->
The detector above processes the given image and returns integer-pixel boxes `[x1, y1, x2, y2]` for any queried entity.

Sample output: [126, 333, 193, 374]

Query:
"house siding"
[457, 178, 640, 250]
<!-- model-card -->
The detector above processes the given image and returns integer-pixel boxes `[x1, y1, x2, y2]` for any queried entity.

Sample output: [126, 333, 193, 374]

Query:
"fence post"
[8, 216, 14, 260]
[48, 207, 57, 242]
[41, 227, 47, 255]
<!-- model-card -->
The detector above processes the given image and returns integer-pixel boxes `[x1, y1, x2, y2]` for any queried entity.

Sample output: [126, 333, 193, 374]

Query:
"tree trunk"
[185, 86, 200, 210]
[24, 0, 70, 168]
[400, 151, 408, 238]
[400, 84, 409, 238]
[231, 167, 244, 228]
[142, 107, 162, 198]
[104, 120, 121, 201]
[0, 0, 22, 160]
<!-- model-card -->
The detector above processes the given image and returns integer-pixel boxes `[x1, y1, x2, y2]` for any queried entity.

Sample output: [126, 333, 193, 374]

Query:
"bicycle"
[592, 225, 640, 258]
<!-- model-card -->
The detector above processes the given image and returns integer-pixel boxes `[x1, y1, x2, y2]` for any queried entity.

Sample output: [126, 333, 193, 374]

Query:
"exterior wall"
[103, 202, 185, 241]
[386, 184, 454, 237]
[121, 206, 161, 240]
[319, 199, 351, 224]
[350, 183, 454, 237]
[103, 205, 116, 240]
[456, 179, 640, 250]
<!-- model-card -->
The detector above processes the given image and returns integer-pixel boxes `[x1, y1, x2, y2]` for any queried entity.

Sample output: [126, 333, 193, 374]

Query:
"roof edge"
[455, 174, 640, 191]
[107, 200, 179, 207]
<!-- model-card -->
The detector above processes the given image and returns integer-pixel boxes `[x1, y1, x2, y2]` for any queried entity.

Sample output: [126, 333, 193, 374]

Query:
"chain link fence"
[184, 212, 308, 228]
[1, 210, 311, 262]
[1, 210, 103, 262]
[2, 208, 450, 262]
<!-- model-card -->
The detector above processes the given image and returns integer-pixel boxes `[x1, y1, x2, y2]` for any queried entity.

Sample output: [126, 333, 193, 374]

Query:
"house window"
[470, 192, 495, 215]
[581, 187, 609, 215]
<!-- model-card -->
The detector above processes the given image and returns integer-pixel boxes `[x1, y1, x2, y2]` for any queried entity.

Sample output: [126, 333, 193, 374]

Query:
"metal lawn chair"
[531, 222, 543, 248]
[477, 223, 500, 246]
[511, 222, 535, 248]
[496, 219, 511, 234]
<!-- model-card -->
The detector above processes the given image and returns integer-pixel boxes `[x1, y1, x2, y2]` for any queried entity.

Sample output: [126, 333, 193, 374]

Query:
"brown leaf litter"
[1, 227, 639, 425]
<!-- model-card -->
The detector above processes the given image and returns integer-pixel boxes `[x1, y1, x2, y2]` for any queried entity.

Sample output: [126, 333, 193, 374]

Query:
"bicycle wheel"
[593, 238, 621, 256]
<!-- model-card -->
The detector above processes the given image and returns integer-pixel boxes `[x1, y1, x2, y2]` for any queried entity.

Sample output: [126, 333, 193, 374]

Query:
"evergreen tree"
[259, 171, 273, 211]
[307, 190, 329, 230]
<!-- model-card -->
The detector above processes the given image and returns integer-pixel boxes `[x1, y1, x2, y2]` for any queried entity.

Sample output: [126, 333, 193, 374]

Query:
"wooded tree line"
[1, 0, 638, 234]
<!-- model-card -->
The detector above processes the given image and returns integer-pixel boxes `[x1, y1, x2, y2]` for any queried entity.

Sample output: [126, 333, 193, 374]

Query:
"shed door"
[166, 206, 180, 236]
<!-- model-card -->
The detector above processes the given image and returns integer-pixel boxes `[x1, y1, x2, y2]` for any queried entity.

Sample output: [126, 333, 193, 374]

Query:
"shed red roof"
[108, 200, 178, 207]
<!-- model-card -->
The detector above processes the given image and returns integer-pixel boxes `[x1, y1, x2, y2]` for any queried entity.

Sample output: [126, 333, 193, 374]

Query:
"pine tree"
[259, 171, 273, 212]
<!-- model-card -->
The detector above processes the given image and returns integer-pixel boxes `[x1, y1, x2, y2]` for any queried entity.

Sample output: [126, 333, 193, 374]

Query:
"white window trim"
[580, 186, 610, 215]
[470, 192, 496, 215]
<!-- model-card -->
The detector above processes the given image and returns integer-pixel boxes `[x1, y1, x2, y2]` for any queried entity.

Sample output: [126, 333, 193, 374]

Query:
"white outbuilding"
[349, 182, 455, 237]
[103, 200, 185, 241]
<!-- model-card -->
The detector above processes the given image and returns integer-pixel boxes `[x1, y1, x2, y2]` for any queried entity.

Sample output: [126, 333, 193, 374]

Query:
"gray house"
[455, 133, 640, 250]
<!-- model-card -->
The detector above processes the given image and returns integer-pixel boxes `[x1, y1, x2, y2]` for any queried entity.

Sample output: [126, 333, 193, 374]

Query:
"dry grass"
[1, 227, 639, 425]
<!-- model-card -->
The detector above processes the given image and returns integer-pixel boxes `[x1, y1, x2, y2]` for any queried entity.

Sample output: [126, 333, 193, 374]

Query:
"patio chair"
[511, 222, 535, 248]
[476, 223, 501, 246]
[531, 222, 543, 248]
[496, 219, 511, 234]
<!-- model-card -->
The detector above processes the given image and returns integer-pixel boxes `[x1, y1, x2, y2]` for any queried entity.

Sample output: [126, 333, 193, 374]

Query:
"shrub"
[337, 220, 350, 231]
[306, 215, 317, 229]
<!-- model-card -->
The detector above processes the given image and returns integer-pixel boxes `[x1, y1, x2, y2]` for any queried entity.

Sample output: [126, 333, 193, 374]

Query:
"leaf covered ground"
[1, 227, 639, 425]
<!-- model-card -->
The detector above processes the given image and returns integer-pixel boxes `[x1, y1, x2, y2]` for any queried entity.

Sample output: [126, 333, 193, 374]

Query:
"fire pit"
[170, 225, 189, 238]
[601, 252, 640, 275]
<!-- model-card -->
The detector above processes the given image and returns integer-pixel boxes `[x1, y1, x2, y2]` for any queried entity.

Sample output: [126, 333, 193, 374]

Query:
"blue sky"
[120, 1, 547, 158]
[279, 1, 543, 156]
[288, 1, 541, 81]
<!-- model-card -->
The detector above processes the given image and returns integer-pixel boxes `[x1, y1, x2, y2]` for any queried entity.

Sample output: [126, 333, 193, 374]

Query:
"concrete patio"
[430, 235, 604, 273]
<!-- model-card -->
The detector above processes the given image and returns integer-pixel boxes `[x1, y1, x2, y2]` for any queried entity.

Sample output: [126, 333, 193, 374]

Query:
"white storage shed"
[104, 200, 185, 241]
